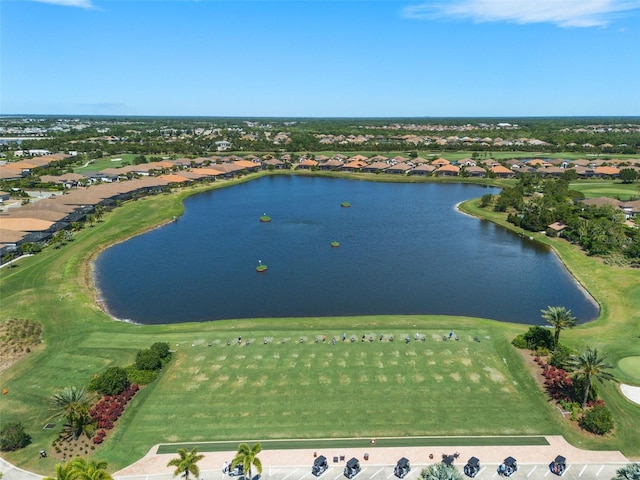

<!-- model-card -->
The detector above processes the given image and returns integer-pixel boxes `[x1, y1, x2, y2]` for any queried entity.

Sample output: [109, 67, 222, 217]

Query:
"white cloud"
[31, 0, 95, 8]
[402, 0, 640, 27]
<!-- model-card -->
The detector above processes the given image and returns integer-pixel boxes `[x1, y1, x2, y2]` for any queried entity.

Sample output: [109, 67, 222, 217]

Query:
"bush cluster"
[580, 404, 614, 435]
[89, 384, 139, 442]
[511, 326, 553, 350]
[89, 366, 130, 396]
[0, 422, 31, 451]
[135, 342, 171, 371]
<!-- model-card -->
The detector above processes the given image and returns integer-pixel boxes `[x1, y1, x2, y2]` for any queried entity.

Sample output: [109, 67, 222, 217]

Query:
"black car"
[498, 457, 518, 477]
[313, 456, 329, 477]
[344, 458, 361, 479]
[442, 456, 456, 467]
[394, 458, 411, 479]
[463, 457, 480, 478]
[549, 456, 566, 476]
[228, 464, 244, 477]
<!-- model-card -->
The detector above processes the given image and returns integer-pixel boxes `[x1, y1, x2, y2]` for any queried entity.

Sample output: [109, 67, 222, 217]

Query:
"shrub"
[523, 326, 554, 350]
[549, 343, 577, 368]
[125, 364, 158, 385]
[511, 335, 527, 349]
[93, 367, 130, 396]
[136, 349, 161, 371]
[151, 342, 171, 359]
[535, 346, 551, 357]
[580, 404, 614, 435]
[0, 422, 32, 451]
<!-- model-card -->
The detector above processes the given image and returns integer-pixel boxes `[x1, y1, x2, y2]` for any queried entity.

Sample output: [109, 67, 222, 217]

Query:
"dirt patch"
[0, 318, 44, 374]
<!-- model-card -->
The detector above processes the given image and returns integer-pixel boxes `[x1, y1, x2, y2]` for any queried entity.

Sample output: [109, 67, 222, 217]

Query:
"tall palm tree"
[541, 306, 577, 353]
[420, 463, 463, 480]
[69, 458, 112, 480]
[167, 447, 204, 480]
[49, 386, 94, 440]
[568, 346, 617, 408]
[44, 461, 75, 480]
[232, 443, 262, 480]
[612, 463, 640, 480]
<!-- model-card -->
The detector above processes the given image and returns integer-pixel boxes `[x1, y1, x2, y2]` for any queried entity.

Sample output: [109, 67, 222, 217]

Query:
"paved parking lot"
[114, 461, 627, 480]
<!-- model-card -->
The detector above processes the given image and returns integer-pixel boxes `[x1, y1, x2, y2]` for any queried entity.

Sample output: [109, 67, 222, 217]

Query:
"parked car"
[549, 456, 566, 476]
[394, 458, 411, 479]
[464, 457, 480, 478]
[498, 457, 517, 477]
[344, 458, 361, 479]
[228, 464, 244, 477]
[313, 456, 329, 477]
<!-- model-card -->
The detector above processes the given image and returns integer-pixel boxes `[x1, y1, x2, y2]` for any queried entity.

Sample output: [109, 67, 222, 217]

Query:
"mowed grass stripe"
[156, 436, 549, 454]
[97, 329, 554, 464]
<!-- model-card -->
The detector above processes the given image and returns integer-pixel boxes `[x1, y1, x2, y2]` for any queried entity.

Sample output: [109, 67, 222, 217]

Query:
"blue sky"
[1, 0, 639, 117]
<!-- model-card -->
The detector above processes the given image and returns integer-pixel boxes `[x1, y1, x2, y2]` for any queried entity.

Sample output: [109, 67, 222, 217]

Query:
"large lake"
[95, 176, 598, 325]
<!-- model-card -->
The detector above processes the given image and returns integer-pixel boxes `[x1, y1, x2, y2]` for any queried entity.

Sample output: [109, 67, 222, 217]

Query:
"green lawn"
[73, 154, 141, 173]
[1, 173, 639, 474]
[569, 181, 639, 200]
[156, 436, 549, 454]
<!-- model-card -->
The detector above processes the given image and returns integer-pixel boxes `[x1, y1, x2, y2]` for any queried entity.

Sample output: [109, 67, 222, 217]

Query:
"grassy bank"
[1, 172, 639, 474]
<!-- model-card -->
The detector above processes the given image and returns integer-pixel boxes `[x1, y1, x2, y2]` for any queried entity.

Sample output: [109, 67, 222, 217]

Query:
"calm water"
[95, 176, 598, 325]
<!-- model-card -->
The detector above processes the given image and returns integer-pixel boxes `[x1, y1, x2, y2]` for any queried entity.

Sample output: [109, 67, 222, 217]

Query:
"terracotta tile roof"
[20, 199, 78, 214]
[432, 157, 450, 166]
[343, 160, 367, 169]
[196, 168, 225, 176]
[40, 173, 85, 183]
[412, 164, 436, 172]
[0, 217, 55, 232]
[365, 161, 390, 170]
[437, 164, 460, 173]
[0, 228, 28, 244]
[0, 167, 23, 179]
[1, 209, 69, 222]
[233, 160, 260, 169]
[594, 166, 620, 175]
[548, 222, 568, 232]
[158, 174, 190, 183]
[298, 160, 318, 167]
[491, 165, 514, 175]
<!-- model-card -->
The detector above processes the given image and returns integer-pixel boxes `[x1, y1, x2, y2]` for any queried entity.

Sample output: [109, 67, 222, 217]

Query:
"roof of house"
[594, 166, 620, 175]
[491, 165, 514, 174]
[548, 222, 568, 232]
[437, 164, 460, 173]
[431, 158, 450, 166]
[0, 228, 28, 244]
[580, 197, 623, 208]
[0, 217, 55, 232]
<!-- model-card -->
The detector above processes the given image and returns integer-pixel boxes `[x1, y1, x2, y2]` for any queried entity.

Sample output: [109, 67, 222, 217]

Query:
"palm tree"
[612, 463, 640, 480]
[232, 443, 262, 480]
[69, 458, 112, 480]
[568, 346, 617, 408]
[44, 461, 75, 480]
[541, 306, 577, 353]
[49, 386, 94, 441]
[94, 205, 105, 222]
[420, 463, 463, 480]
[167, 447, 204, 480]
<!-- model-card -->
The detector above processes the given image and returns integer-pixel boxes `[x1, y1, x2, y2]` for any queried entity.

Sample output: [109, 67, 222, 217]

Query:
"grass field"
[569, 181, 639, 200]
[73, 154, 142, 173]
[1, 172, 639, 473]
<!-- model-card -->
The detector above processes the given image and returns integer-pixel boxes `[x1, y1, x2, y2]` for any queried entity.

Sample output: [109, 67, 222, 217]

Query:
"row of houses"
[2, 152, 639, 258]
